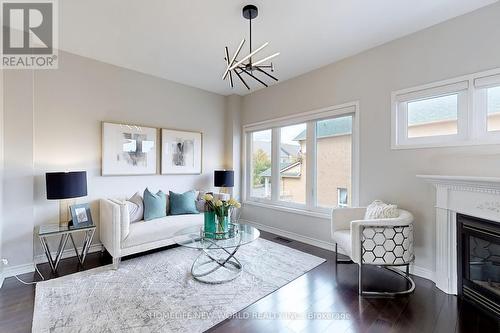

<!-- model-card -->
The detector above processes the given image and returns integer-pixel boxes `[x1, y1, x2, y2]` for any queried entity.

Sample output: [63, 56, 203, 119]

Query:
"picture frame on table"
[101, 122, 158, 176]
[69, 203, 94, 228]
[161, 129, 202, 174]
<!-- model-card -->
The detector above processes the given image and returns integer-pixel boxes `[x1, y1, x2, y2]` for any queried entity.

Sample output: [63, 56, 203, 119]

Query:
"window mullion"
[305, 121, 316, 209]
[271, 128, 280, 203]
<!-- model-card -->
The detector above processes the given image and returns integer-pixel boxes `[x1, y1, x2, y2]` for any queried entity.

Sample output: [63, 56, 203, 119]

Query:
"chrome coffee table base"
[191, 239, 243, 284]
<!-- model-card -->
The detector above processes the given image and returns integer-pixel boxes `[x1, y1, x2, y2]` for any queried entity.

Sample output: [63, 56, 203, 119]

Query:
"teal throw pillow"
[169, 190, 199, 215]
[143, 189, 167, 221]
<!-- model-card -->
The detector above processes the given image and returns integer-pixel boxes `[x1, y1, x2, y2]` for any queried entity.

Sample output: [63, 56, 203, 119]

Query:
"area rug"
[32, 238, 325, 332]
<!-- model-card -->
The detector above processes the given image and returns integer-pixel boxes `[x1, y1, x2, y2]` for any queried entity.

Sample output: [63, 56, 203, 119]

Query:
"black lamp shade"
[46, 171, 88, 200]
[214, 170, 234, 187]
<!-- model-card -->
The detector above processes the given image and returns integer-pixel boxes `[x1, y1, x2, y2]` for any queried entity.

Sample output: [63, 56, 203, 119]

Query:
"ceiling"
[59, 0, 497, 96]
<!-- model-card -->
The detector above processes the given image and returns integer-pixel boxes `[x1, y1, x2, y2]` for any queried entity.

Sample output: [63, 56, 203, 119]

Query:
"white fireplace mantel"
[417, 175, 500, 295]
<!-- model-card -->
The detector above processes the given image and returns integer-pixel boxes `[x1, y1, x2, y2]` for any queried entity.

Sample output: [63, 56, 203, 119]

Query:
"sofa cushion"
[144, 189, 167, 221]
[123, 214, 203, 248]
[169, 190, 199, 215]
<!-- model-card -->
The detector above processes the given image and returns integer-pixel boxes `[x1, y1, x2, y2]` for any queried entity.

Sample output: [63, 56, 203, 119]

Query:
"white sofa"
[100, 198, 204, 268]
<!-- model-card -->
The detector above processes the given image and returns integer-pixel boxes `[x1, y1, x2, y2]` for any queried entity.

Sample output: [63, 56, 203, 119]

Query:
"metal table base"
[38, 228, 96, 273]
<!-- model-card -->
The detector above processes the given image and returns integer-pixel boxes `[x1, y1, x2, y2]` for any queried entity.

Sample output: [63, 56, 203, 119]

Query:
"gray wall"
[240, 3, 500, 274]
[2, 51, 227, 268]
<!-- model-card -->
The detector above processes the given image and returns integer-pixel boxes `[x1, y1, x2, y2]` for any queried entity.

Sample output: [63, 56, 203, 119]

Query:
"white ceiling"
[59, 0, 497, 96]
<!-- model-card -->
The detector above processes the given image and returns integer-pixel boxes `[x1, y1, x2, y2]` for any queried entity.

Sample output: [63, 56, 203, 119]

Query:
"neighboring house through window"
[245, 103, 359, 214]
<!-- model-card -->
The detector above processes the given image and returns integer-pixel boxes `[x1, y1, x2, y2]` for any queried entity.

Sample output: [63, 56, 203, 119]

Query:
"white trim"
[243, 201, 331, 219]
[243, 101, 360, 210]
[241, 218, 335, 251]
[0, 243, 103, 284]
[242, 218, 435, 282]
[394, 81, 468, 102]
[2, 262, 35, 279]
[243, 102, 357, 131]
[391, 67, 500, 149]
[34, 243, 103, 265]
[475, 73, 500, 89]
[418, 174, 500, 294]
[305, 120, 316, 208]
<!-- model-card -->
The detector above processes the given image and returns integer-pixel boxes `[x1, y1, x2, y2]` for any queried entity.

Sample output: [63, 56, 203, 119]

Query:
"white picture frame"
[161, 129, 202, 174]
[102, 122, 158, 176]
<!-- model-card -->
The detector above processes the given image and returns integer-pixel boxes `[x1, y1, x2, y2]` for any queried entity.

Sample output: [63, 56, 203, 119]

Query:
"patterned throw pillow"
[364, 200, 399, 220]
[124, 192, 144, 223]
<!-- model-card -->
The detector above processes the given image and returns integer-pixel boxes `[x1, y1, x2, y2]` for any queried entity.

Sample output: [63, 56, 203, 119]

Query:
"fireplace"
[457, 213, 500, 317]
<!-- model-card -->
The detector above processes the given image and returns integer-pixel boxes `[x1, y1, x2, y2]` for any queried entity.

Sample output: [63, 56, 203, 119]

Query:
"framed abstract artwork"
[102, 122, 158, 175]
[161, 129, 202, 174]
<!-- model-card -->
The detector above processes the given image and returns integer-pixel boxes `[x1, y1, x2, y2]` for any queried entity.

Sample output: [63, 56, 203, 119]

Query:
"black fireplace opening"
[457, 213, 500, 318]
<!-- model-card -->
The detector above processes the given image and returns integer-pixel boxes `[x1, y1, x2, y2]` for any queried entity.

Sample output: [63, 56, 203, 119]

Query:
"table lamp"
[46, 171, 88, 226]
[214, 170, 234, 201]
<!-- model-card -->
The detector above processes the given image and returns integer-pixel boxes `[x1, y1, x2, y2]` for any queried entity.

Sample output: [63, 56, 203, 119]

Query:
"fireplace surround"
[457, 213, 500, 317]
[418, 175, 500, 295]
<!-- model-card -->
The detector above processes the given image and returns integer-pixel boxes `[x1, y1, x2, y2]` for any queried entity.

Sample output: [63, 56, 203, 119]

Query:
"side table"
[35, 224, 96, 273]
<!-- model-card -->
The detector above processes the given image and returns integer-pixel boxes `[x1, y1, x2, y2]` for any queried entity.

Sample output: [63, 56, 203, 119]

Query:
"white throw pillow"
[125, 192, 144, 223]
[364, 200, 399, 220]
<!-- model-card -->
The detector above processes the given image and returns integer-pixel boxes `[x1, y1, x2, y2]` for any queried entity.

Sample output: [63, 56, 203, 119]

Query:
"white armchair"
[331, 207, 415, 296]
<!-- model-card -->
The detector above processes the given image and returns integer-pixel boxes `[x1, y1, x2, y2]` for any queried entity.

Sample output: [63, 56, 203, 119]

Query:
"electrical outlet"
[1, 258, 8, 266]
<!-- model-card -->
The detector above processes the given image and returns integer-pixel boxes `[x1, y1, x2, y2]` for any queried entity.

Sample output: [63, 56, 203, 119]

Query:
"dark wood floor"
[1, 230, 498, 333]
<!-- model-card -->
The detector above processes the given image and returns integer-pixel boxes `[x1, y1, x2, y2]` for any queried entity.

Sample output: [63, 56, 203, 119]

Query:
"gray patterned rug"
[32, 238, 325, 332]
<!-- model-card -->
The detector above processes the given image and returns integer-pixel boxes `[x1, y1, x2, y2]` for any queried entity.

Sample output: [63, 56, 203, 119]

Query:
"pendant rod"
[249, 16, 252, 66]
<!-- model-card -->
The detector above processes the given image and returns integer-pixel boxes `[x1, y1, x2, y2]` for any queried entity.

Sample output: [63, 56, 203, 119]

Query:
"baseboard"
[241, 219, 436, 283]
[34, 243, 104, 265]
[1, 243, 104, 282]
[410, 265, 435, 281]
[2, 262, 36, 279]
[240, 219, 336, 252]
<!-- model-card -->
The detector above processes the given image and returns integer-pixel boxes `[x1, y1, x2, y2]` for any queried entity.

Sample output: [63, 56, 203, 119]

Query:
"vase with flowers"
[202, 194, 241, 239]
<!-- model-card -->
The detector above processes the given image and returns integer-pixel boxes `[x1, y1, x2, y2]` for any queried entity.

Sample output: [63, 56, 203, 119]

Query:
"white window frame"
[242, 102, 360, 217]
[337, 187, 348, 208]
[474, 73, 500, 141]
[391, 67, 500, 149]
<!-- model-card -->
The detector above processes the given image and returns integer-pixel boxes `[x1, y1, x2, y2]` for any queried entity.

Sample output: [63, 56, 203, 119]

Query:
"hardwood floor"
[0, 230, 498, 333]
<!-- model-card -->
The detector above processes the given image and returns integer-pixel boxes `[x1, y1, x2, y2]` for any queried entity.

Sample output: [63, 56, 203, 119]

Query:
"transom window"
[392, 68, 500, 149]
[244, 104, 358, 213]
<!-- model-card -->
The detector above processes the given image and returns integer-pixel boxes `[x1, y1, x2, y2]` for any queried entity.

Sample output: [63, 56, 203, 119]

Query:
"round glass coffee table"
[174, 223, 260, 284]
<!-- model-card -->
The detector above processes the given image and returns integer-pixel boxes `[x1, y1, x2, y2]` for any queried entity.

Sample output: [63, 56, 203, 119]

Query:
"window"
[244, 103, 358, 214]
[392, 68, 500, 149]
[487, 86, 500, 132]
[316, 116, 352, 208]
[393, 80, 468, 148]
[279, 123, 306, 204]
[337, 188, 348, 207]
[407, 94, 458, 138]
[250, 129, 272, 199]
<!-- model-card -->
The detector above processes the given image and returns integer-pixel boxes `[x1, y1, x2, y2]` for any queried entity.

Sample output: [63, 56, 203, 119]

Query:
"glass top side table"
[35, 223, 96, 273]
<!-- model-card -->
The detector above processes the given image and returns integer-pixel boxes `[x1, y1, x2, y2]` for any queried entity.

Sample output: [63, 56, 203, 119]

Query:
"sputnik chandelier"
[222, 4, 280, 89]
